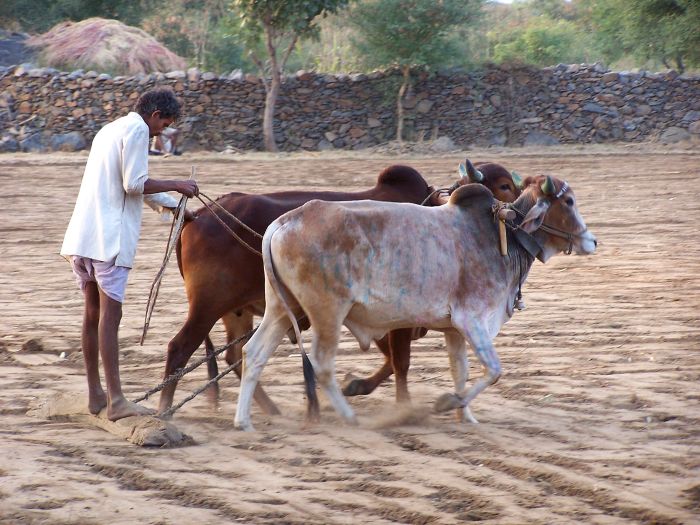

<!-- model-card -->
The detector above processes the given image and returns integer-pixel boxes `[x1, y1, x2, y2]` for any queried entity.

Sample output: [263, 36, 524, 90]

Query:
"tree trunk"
[396, 65, 411, 143]
[675, 54, 685, 74]
[261, 22, 281, 153]
[263, 74, 280, 152]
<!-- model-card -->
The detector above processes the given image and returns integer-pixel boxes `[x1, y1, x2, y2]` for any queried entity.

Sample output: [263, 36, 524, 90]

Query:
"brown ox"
[158, 165, 445, 414]
[234, 175, 597, 431]
[342, 161, 523, 402]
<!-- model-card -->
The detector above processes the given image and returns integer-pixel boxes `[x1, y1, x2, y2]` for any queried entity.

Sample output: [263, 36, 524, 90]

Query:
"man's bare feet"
[107, 397, 156, 421]
[88, 390, 108, 415]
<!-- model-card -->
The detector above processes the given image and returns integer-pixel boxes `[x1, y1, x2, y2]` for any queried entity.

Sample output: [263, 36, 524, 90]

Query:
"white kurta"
[60, 112, 179, 268]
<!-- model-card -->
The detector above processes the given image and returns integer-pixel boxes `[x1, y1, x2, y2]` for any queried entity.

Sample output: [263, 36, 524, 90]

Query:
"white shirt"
[61, 112, 179, 268]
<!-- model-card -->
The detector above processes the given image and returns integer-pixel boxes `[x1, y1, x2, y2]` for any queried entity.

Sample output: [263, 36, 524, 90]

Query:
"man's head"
[135, 87, 182, 137]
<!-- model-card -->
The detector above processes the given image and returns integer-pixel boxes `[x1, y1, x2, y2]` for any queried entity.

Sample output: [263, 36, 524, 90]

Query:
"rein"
[195, 192, 263, 257]
[420, 181, 460, 206]
[505, 184, 590, 256]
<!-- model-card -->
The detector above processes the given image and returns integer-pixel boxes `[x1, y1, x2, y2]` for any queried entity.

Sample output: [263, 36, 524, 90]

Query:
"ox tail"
[204, 334, 219, 378]
[262, 221, 320, 422]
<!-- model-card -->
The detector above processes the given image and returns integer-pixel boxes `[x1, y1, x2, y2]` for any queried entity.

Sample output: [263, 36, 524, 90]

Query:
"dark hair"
[135, 87, 182, 120]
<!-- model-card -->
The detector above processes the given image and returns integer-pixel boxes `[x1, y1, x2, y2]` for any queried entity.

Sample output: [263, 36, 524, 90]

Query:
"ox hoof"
[342, 379, 367, 397]
[434, 393, 464, 413]
[233, 418, 255, 432]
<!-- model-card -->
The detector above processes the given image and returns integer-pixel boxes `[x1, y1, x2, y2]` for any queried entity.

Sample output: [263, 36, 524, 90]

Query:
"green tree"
[490, 16, 589, 66]
[581, 0, 700, 72]
[232, 0, 351, 151]
[142, 0, 248, 73]
[348, 0, 483, 142]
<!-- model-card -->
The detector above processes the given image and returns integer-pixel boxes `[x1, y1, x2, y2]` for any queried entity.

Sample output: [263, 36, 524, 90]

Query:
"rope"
[140, 194, 188, 345]
[131, 326, 257, 403]
[194, 192, 263, 257]
[159, 358, 242, 419]
[197, 192, 263, 239]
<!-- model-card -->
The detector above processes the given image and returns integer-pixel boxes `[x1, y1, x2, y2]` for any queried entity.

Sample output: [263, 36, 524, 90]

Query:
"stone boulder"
[523, 131, 560, 147]
[50, 131, 87, 151]
[20, 132, 50, 153]
[0, 135, 19, 152]
[659, 126, 691, 144]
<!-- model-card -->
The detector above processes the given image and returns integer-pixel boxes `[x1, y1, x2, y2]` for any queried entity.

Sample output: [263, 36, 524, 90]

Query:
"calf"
[234, 175, 596, 430]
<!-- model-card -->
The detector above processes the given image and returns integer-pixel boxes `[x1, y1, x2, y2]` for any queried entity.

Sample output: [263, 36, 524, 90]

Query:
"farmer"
[150, 125, 181, 156]
[60, 87, 198, 421]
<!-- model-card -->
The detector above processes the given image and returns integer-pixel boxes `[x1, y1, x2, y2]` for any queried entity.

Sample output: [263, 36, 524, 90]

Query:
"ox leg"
[342, 334, 394, 397]
[443, 331, 477, 423]
[389, 328, 413, 404]
[434, 324, 501, 423]
[221, 310, 280, 416]
[158, 315, 217, 415]
[310, 326, 358, 426]
[234, 307, 289, 432]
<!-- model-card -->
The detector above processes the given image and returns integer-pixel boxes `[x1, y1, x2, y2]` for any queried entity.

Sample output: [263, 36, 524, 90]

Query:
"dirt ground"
[0, 144, 698, 525]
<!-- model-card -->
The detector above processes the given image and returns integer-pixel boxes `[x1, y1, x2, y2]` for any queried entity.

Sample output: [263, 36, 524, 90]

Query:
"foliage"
[0, 0, 157, 33]
[490, 15, 590, 66]
[347, 0, 483, 71]
[347, 0, 482, 142]
[580, 0, 700, 72]
[288, 13, 364, 73]
[142, 0, 249, 72]
[231, 0, 351, 150]
[232, 0, 351, 73]
[27, 17, 186, 75]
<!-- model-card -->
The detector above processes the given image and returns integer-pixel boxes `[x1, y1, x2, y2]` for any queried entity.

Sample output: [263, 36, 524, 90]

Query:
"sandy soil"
[0, 144, 698, 525]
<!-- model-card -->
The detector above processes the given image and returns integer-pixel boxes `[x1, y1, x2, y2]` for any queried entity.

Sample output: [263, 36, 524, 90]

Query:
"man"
[61, 87, 198, 421]
[150, 125, 181, 156]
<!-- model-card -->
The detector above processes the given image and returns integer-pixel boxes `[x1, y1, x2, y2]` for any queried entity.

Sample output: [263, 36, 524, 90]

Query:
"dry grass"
[28, 17, 186, 75]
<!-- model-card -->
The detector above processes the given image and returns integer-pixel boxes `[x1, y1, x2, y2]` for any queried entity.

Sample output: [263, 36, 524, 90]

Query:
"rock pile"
[1, 62, 698, 153]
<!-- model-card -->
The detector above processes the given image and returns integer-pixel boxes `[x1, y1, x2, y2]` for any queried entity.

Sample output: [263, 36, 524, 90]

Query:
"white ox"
[234, 175, 597, 431]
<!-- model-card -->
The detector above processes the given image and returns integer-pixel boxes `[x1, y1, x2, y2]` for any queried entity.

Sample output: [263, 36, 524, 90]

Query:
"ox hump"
[448, 183, 494, 210]
[376, 165, 428, 187]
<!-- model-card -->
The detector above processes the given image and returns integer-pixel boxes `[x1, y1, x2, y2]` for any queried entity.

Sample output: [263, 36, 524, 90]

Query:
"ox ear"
[520, 197, 550, 233]
[458, 162, 469, 183]
[465, 159, 484, 183]
[449, 183, 493, 208]
[511, 171, 523, 188]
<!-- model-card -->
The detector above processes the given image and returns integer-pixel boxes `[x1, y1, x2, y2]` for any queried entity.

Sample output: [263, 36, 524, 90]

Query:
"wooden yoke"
[497, 207, 515, 256]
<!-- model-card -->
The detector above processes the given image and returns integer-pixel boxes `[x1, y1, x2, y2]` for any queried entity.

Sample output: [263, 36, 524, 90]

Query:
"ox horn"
[511, 171, 523, 188]
[541, 175, 556, 195]
[465, 159, 484, 183]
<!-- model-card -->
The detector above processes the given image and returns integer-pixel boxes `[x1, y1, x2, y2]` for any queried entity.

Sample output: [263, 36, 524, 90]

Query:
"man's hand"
[172, 206, 197, 222]
[176, 180, 199, 198]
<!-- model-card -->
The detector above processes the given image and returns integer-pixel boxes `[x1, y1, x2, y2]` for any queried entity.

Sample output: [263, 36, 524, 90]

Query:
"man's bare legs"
[82, 282, 107, 414]
[81, 281, 154, 420]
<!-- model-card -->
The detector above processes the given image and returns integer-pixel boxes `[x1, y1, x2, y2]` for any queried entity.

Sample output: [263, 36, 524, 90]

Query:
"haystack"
[28, 17, 186, 76]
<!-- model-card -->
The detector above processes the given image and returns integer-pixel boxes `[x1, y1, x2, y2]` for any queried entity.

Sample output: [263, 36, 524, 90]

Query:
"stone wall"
[1, 62, 699, 153]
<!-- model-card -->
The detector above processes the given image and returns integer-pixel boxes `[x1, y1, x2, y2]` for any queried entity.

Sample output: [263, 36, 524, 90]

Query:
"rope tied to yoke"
[140, 178, 190, 345]
[132, 326, 256, 403]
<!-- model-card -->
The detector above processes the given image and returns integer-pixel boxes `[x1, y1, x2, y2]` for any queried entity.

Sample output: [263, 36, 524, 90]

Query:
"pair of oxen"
[156, 160, 597, 431]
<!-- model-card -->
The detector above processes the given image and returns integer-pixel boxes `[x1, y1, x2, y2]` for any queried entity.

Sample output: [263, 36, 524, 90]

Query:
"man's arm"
[143, 179, 199, 221]
[143, 178, 198, 197]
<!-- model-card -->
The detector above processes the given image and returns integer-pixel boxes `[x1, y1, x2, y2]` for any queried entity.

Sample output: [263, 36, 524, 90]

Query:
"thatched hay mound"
[28, 17, 186, 76]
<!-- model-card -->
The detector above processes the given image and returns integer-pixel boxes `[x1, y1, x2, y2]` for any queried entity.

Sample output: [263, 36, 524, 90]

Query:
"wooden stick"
[499, 220, 508, 256]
